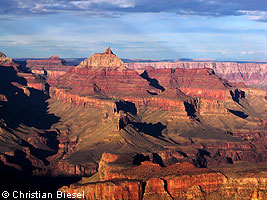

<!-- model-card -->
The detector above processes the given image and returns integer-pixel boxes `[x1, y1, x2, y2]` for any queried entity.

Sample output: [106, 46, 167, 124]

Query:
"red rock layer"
[26, 55, 73, 79]
[54, 68, 153, 97]
[34, 161, 98, 176]
[144, 68, 234, 100]
[60, 153, 226, 200]
[50, 48, 159, 98]
[126, 61, 267, 87]
[17, 72, 46, 91]
[60, 152, 267, 200]
[50, 48, 241, 114]
[60, 179, 143, 200]
[49, 87, 115, 109]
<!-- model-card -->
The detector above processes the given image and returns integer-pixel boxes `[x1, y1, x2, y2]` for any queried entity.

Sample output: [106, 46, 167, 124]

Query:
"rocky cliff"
[0, 51, 46, 91]
[126, 61, 267, 88]
[60, 152, 267, 200]
[0, 57, 60, 181]
[76, 47, 126, 70]
[50, 47, 157, 98]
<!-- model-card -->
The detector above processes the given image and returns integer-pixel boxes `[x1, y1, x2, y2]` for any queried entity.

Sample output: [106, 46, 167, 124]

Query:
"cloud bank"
[1, 0, 267, 21]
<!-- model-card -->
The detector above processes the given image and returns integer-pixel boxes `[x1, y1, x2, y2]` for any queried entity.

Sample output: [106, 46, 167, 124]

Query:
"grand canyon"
[0, 47, 266, 199]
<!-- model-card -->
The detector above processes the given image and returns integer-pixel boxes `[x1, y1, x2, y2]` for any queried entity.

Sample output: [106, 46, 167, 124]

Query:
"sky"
[0, 0, 267, 60]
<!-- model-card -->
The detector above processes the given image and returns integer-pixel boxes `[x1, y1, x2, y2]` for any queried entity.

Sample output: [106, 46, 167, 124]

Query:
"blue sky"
[0, 0, 267, 60]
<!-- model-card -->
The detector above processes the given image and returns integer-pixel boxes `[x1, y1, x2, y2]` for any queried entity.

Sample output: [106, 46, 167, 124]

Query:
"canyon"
[0, 48, 267, 199]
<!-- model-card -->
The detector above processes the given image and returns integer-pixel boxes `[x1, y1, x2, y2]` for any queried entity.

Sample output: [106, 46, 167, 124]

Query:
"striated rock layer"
[60, 152, 267, 200]
[50, 47, 157, 98]
[126, 61, 267, 88]
[26, 55, 73, 79]
[49, 48, 242, 112]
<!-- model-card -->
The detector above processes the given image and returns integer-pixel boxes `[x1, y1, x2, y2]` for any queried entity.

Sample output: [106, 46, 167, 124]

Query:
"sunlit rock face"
[126, 61, 267, 88]
[76, 47, 126, 70]
[50, 47, 156, 98]
[60, 152, 267, 200]
[0, 51, 18, 68]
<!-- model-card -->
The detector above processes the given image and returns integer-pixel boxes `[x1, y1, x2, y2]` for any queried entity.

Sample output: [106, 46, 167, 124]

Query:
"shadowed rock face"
[0, 52, 46, 91]
[0, 61, 69, 192]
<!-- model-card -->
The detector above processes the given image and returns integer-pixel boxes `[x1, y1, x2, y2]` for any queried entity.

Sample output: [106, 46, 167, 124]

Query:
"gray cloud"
[1, 0, 267, 21]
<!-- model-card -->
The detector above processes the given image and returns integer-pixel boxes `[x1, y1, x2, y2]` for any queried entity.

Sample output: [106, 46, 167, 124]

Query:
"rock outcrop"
[0, 51, 14, 66]
[60, 152, 267, 199]
[50, 47, 157, 98]
[0, 51, 46, 91]
[142, 68, 234, 100]
[49, 49, 241, 114]
[26, 55, 73, 79]
[77, 47, 126, 70]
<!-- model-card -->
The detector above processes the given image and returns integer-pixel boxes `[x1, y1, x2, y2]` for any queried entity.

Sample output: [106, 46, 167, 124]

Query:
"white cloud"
[239, 10, 267, 22]
[241, 51, 255, 55]
[70, 0, 135, 9]
[195, 49, 227, 54]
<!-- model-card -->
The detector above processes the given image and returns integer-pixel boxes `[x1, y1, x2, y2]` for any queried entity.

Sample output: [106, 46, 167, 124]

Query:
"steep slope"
[0, 58, 66, 190]
[0, 51, 47, 91]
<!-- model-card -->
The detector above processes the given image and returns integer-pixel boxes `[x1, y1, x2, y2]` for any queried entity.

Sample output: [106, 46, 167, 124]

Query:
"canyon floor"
[0, 48, 266, 199]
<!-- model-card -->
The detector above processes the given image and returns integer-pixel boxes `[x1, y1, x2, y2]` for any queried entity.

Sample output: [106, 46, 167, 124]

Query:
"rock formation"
[0, 51, 14, 66]
[0, 57, 60, 182]
[126, 61, 267, 88]
[26, 55, 73, 79]
[50, 47, 159, 98]
[76, 46, 126, 70]
[60, 152, 267, 200]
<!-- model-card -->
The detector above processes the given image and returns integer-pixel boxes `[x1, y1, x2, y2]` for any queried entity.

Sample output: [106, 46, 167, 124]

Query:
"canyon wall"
[126, 61, 267, 88]
[60, 152, 267, 200]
